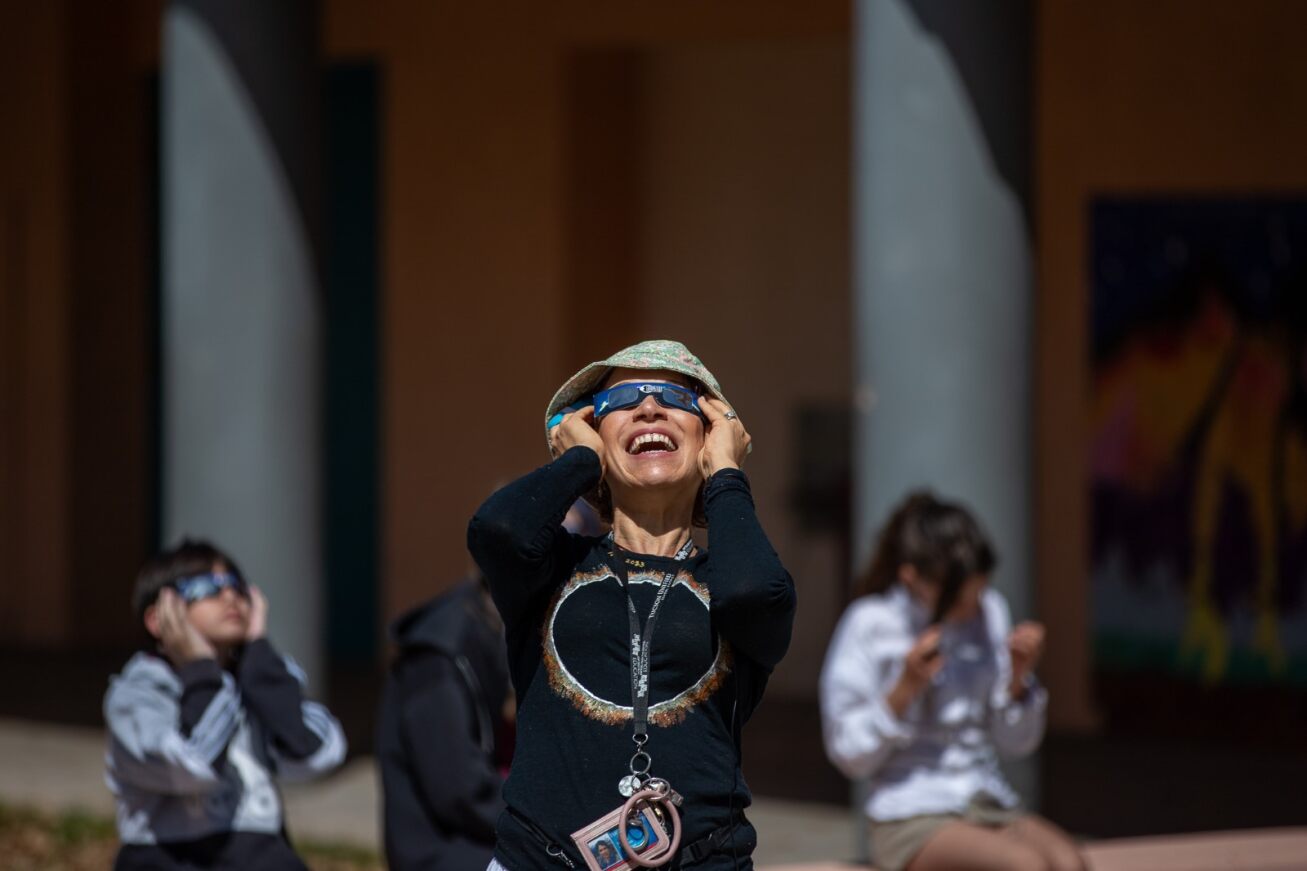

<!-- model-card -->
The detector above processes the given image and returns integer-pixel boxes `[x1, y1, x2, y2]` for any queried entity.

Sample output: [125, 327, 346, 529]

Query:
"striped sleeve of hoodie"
[104, 654, 241, 795]
[237, 641, 347, 782]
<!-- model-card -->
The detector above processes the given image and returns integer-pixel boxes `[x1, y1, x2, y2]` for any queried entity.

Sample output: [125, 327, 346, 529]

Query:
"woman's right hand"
[550, 405, 606, 475]
[886, 626, 945, 717]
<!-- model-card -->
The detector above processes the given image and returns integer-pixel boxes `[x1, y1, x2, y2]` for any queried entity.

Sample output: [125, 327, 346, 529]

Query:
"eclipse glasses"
[548, 381, 705, 430]
[172, 572, 249, 604]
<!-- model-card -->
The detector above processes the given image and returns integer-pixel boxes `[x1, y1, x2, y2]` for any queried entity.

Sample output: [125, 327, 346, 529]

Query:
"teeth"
[629, 433, 676, 453]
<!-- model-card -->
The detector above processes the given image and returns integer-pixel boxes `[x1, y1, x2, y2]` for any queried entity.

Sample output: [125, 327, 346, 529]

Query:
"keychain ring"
[629, 750, 652, 776]
[619, 788, 681, 867]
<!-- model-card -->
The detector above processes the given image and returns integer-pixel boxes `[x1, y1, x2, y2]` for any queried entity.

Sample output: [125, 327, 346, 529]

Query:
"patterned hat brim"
[543, 339, 730, 455]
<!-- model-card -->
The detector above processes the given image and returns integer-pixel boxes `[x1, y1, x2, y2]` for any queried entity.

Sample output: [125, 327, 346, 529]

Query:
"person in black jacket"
[378, 577, 512, 870]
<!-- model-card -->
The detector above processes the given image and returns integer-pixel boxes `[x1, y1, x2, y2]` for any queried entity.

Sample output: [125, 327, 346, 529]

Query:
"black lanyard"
[606, 533, 694, 750]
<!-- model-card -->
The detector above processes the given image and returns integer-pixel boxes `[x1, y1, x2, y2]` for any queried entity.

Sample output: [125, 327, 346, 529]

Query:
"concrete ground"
[6, 716, 1306, 870]
[0, 717, 855, 866]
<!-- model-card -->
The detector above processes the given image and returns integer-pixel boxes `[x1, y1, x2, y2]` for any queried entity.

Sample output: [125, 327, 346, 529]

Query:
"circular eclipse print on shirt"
[543, 565, 732, 726]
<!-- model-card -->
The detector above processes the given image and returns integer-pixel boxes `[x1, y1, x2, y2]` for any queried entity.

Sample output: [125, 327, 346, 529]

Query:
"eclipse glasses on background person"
[171, 572, 250, 604]
[547, 382, 704, 429]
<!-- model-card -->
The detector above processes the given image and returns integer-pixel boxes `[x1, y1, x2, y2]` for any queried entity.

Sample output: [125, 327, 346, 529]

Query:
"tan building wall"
[326, 3, 851, 698]
[1036, 0, 1307, 731]
[636, 42, 851, 696]
[0, 1, 160, 650]
[7, 1, 1306, 722]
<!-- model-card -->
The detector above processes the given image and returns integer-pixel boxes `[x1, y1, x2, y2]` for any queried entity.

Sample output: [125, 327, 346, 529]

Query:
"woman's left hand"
[1007, 620, 1045, 699]
[697, 397, 751, 478]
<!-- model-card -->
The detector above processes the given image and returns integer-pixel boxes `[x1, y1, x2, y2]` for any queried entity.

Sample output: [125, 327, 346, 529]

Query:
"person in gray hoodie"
[377, 576, 512, 870]
[104, 539, 346, 870]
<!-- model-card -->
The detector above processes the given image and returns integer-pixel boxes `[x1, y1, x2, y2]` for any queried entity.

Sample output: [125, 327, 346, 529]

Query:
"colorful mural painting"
[1091, 199, 1307, 686]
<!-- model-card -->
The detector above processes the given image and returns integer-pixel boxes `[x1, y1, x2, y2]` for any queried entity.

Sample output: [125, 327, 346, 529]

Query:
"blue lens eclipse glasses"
[592, 381, 703, 422]
[172, 572, 249, 604]
[547, 382, 705, 429]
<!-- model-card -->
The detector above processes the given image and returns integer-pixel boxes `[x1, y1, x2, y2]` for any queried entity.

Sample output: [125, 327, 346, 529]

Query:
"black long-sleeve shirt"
[467, 447, 796, 870]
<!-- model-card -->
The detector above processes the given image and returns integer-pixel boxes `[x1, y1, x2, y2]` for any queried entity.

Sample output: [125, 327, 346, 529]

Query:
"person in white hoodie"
[104, 539, 346, 870]
[820, 492, 1084, 871]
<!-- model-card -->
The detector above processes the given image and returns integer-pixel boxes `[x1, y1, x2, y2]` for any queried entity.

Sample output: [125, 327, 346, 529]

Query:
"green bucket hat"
[544, 339, 731, 453]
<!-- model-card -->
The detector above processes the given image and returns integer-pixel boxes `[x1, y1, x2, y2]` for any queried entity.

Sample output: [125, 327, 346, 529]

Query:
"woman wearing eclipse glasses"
[468, 340, 796, 871]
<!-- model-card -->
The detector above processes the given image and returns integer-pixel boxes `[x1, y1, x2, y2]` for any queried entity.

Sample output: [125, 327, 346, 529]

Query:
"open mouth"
[627, 432, 678, 454]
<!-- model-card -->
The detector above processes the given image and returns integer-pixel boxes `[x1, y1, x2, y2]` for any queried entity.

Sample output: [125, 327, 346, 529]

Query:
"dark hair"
[132, 538, 245, 618]
[854, 490, 997, 623]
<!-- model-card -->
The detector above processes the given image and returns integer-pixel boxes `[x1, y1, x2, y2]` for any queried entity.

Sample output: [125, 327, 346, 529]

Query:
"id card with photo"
[571, 805, 670, 871]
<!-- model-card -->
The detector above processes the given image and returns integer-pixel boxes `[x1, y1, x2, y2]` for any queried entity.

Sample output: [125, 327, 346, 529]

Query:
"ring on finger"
[723, 410, 738, 421]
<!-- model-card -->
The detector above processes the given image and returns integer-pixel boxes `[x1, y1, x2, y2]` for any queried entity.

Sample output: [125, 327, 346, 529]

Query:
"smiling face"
[596, 367, 706, 511]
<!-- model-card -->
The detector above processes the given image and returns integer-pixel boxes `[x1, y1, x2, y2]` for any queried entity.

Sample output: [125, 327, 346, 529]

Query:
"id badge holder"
[570, 780, 682, 871]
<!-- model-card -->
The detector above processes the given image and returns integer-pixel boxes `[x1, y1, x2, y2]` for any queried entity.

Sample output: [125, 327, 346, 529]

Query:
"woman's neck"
[610, 504, 694, 557]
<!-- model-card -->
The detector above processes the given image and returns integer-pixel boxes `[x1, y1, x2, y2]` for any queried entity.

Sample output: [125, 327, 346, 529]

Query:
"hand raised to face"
[1007, 621, 1046, 687]
[696, 397, 751, 479]
[155, 588, 217, 667]
[885, 625, 945, 717]
[550, 405, 607, 475]
[902, 625, 946, 691]
[245, 585, 268, 642]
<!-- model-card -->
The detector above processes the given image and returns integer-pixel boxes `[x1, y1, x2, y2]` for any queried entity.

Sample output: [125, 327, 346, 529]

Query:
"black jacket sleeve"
[235, 639, 324, 759]
[177, 659, 225, 738]
[701, 468, 797, 670]
[397, 652, 505, 842]
[466, 446, 602, 630]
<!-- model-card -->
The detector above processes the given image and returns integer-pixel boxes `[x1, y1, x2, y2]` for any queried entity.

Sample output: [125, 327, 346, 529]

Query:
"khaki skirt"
[868, 793, 1022, 871]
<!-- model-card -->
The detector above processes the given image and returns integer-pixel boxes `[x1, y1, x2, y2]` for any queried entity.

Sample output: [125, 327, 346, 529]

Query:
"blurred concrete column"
[852, 0, 1035, 835]
[162, 0, 324, 684]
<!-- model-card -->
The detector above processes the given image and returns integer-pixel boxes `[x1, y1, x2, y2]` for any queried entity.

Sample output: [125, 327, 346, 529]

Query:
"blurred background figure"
[106, 539, 347, 870]
[821, 492, 1083, 871]
[564, 497, 607, 539]
[379, 570, 509, 868]
[374, 498, 594, 870]
[377, 574, 512, 871]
